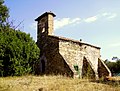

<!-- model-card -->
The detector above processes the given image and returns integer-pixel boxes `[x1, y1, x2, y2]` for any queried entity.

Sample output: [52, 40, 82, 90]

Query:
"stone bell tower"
[35, 12, 56, 74]
[35, 11, 56, 39]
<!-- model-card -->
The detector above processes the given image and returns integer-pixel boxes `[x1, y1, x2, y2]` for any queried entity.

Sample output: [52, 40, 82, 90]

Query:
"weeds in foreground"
[0, 75, 120, 91]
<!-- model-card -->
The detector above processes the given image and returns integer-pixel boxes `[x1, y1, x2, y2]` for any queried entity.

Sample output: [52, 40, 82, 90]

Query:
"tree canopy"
[0, 0, 9, 29]
[0, 0, 40, 76]
[105, 58, 120, 76]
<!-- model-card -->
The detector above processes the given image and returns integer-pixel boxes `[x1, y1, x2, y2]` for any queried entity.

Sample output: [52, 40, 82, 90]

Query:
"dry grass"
[0, 75, 120, 91]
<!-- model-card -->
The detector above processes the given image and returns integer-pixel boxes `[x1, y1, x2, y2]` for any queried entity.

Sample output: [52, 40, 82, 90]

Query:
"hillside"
[0, 75, 120, 91]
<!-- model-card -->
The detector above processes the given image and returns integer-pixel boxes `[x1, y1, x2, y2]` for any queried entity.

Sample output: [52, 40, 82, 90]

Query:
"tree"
[0, 29, 40, 76]
[0, 0, 40, 76]
[0, 0, 9, 29]
[105, 58, 120, 76]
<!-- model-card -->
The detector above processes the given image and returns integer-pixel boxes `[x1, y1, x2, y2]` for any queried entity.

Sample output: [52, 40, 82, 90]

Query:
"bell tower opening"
[35, 12, 56, 40]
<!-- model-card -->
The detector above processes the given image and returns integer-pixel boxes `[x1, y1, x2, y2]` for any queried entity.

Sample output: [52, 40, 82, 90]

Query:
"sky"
[5, 0, 120, 61]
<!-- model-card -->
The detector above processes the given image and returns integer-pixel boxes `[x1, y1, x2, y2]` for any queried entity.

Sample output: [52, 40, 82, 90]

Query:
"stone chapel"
[35, 12, 111, 79]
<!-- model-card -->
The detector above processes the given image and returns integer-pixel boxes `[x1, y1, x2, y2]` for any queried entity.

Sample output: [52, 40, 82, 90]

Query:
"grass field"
[0, 75, 120, 91]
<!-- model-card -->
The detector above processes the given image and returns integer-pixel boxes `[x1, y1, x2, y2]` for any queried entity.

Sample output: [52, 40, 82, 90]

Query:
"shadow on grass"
[93, 79, 120, 87]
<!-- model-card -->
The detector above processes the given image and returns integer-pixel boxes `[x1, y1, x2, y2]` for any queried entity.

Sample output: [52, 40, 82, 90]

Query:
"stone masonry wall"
[83, 45, 100, 74]
[58, 38, 100, 78]
[37, 35, 74, 77]
[37, 35, 111, 79]
[59, 40, 83, 77]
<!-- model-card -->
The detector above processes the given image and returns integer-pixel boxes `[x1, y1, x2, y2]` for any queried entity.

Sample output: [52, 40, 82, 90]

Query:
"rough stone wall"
[83, 45, 100, 78]
[48, 14, 54, 35]
[37, 34, 111, 79]
[59, 38, 100, 78]
[37, 35, 73, 77]
[38, 35, 100, 78]
[59, 40, 83, 78]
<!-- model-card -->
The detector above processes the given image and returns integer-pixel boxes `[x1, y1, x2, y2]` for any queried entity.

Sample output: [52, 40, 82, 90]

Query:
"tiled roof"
[35, 11, 56, 21]
[49, 35, 101, 49]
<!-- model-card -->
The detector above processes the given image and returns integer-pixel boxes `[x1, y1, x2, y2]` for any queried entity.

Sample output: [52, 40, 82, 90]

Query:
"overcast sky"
[5, 0, 120, 61]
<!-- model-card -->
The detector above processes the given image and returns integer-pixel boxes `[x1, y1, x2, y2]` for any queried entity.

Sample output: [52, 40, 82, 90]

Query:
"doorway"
[41, 59, 45, 73]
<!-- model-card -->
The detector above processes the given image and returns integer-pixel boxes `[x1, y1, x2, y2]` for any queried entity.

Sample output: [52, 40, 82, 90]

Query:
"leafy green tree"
[0, 0, 9, 29]
[0, 29, 40, 76]
[105, 58, 120, 76]
[0, 0, 40, 76]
